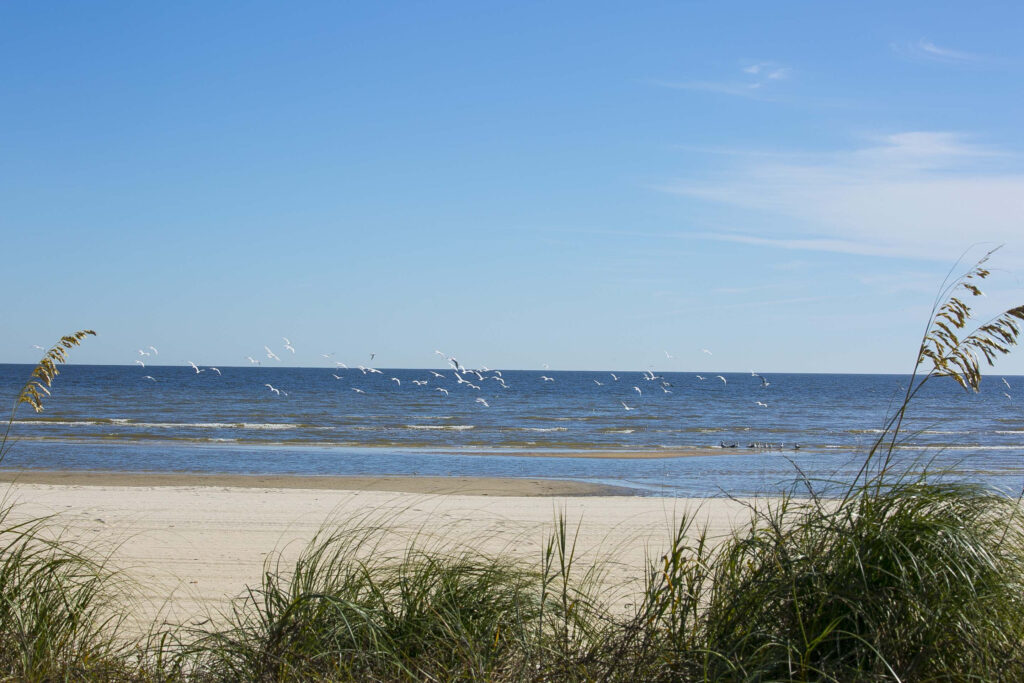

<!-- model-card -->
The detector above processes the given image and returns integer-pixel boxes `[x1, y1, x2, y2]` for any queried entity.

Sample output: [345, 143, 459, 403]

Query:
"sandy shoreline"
[1, 479, 758, 632]
[0, 469, 627, 496]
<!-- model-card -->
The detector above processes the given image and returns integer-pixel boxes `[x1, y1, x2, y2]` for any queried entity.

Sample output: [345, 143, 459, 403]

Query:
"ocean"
[2, 364, 1022, 496]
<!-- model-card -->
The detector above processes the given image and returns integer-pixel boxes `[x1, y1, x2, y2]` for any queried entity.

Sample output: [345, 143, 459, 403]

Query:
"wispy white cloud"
[743, 62, 791, 79]
[636, 294, 832, 319]
[650, 79, 769, 98]
[857, 272, 945, 295]
[652, 60, 791, 98]
[660, 132, 1024, 262]
[894, 39, 983, 64]
[712, 282, 792, 295]
[691, 233, 923, 259]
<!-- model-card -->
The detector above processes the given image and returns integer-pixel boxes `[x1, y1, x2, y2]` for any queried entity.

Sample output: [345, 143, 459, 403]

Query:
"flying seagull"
[265, 346, 280, 361]
[716, 375, 727, 384]
[436, 388, 449, 396]
[188, 361, 203, 374]
[476, 397, 490, 407]
[621, 401, 634, 411]
[134, 360, 145, 368]
[209, 367, 222, 376]
[264, 383, 281, 396]
[701, 348, 713, 356]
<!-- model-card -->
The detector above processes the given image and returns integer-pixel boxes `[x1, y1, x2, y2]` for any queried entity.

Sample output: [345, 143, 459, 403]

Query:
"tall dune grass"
[699, 479, 1024, 680]
[0, 504, 137, 681]
[157, 521, 551, 680]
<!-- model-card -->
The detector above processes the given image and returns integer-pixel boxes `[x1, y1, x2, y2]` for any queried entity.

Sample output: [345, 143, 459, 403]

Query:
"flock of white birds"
[31, 337, 1017, 411]
[103, 337, 787, 413]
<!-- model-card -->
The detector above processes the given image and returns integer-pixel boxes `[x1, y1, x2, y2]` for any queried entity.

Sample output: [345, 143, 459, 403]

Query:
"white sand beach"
[1, 474, 758, 632]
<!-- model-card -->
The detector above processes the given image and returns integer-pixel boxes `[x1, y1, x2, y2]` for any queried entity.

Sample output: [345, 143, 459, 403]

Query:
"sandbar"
[0, 469, 628, 496]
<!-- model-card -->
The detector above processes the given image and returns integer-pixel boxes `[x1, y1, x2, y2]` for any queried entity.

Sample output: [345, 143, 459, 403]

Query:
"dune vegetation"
[2, 254, 1023, 681]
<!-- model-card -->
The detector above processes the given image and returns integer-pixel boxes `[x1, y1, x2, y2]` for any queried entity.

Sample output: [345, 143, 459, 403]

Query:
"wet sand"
[0, 470, 627, 496]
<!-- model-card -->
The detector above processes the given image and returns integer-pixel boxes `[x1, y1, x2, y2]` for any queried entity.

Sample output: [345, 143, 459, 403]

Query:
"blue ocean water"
[1, 364, 1022, 496]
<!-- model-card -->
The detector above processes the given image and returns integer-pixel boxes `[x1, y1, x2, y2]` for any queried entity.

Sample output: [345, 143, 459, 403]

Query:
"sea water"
[1, 364, 1021, 496]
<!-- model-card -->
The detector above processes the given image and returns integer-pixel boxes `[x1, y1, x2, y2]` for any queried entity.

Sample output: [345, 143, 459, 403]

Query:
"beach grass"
[123, 475, 1021, 682]
[3, 477, 1018, 681]
[0, 502, 137, 681]
[698, 478, 1024, 680]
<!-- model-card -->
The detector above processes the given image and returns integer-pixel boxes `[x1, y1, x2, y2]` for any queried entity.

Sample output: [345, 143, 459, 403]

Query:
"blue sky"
[3, 2, 1024, 374]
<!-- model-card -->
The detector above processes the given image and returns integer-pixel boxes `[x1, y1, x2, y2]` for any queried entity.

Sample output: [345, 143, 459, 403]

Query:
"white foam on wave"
[405, 424, 475, 431]
[154, 422, 303, 430]
[13, 420, 305, 431]
[13, 420, 104, 427]
[130, 421, 306, 431]
[506, 427, 568, 432]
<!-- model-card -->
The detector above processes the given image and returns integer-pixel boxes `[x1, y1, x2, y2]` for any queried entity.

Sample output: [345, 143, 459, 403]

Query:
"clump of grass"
[160, 519, 557, 681]
[0, 503, 137, 681]
[0, 330, 136, 680]
[696, 479, 1024, 681]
